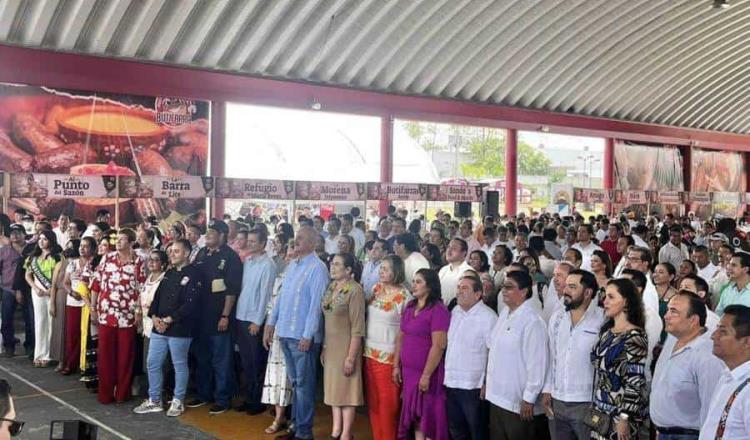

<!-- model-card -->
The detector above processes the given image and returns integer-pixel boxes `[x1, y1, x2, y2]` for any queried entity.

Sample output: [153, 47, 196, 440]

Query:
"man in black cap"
[186, 219, 243, 414]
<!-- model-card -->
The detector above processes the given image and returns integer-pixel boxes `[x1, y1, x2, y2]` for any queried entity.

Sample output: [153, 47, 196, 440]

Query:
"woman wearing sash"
[62, 237, 99, 376]
[24, 230, 62, 367]
[49, 239, 80, 372]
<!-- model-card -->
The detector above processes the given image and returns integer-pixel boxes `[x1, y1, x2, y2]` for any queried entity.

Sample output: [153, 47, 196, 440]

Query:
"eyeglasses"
[501, 284, 518, 291]
[0, 418, 24, 436]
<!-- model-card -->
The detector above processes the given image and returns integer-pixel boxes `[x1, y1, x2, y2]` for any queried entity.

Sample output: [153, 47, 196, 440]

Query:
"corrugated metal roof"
[1, 0, 749, 133]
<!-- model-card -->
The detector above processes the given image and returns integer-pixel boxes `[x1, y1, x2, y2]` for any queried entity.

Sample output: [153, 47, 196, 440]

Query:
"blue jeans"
[147, 333, 192, 402]
[280, 338, 320, 440]
[195, 332, 234, 406]
[1, 289, 33, 352]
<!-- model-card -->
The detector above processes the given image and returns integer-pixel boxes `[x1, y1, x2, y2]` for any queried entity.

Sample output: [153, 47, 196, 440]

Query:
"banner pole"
[2, 172, 7, 214]
[115, 176, 120, 229]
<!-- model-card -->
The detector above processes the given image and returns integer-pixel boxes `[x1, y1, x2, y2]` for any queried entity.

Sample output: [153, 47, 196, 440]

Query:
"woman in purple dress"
[393, 268, 450, 440]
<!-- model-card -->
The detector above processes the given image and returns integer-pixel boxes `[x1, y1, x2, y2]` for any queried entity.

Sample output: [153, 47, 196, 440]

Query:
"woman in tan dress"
[322, 253, 365, 440]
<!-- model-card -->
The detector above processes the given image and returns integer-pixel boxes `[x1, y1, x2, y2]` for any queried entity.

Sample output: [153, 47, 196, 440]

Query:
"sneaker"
[133, 399, 163, 414]
[208, 404, 228, 415]
[166, 399, 184, 417]
[185, 398, 208, 408]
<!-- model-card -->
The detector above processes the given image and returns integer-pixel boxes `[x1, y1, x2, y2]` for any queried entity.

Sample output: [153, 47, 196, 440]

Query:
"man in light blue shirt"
[716, 252, 750, 315]
[264, 226, 329, 440]
[235, 228, 276, 415]
[361, 238, 388, 300]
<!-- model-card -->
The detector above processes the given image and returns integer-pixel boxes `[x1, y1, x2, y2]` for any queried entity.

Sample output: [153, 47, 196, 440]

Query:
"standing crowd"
[0, 205, 749, 440]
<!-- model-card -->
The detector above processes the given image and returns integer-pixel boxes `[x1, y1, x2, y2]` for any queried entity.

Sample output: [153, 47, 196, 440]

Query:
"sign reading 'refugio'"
[10, 173, 117, 199]
[213, 178, 295, 200]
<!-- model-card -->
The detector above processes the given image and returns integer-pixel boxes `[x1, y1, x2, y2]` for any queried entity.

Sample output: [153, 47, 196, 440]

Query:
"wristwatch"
[221, 315, 229, 319]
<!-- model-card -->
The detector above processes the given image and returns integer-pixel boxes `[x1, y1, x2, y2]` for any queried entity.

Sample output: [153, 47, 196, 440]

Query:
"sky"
[225, 103, 606, 182]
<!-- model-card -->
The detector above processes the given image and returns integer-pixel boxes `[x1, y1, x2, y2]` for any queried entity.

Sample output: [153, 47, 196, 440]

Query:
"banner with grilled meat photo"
[0, 83, 209, 224]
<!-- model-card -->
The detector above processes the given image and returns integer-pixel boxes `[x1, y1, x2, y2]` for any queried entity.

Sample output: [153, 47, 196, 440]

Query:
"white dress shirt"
[438, 261, 473, 306]
[527, 283, 561, 323]
[486, 300, 548, 415]
[613, 257, 627, 278]
[444, 301, 497, 390]
[404, 251, 430, 290]
[482, 239, 501, 261]
[699, 359, 750, 440]
[644, 307, 663, 381]
[706, 307, 720, 332]
[658, 241, 690, 268]
[544, 301, 605, 402]
[464, 236, 482, 261]
[643, 276, 660, 315]
[633, 234, 649, 249]
[697, 263, 720, 284]
[54, 227, 69, 250]
[324, 235, 339, 255]
[572, 241, 602, 271]
[651, 331, 723, 430]
[347, 228, 366, 254]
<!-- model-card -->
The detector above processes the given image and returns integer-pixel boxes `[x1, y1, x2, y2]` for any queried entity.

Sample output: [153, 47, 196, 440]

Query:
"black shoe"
[2, 350, 14, 358]
[234, 402, 252, 412]
[208, 404, 228, 415]
[185, 398, 208, 408]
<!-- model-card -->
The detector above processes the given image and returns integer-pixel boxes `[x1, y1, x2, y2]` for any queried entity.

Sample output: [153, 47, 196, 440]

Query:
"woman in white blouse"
[137, 250, 167, 395]
[364, 255, 410, 440]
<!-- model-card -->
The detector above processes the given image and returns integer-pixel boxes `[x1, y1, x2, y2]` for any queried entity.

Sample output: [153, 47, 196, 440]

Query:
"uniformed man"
[134, 239, 201, 417]
[186, 220, 242, 415]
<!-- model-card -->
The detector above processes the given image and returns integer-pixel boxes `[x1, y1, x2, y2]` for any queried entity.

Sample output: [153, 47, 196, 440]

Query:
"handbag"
[583, 342, 613, 436]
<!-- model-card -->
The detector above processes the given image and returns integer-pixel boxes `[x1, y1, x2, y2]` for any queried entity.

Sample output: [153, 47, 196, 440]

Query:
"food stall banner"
[573, 188, 611, 203]
[426, 185, 484, 202]
[295, 181, 366, 201]
[712, 192, 740, 204]
[10, 173, 116, 198]
[656, 191, 685, 204]
[688, 192, 712, 204]
[214, 178, 294, 200]
[626, 191, 647, 204]
[0, 82, 209, 222]
[367, 183, 428, 201]
[119, 176, 215, 199]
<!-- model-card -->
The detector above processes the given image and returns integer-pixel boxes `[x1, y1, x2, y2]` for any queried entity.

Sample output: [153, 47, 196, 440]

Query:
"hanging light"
[714, 0, 730, 9]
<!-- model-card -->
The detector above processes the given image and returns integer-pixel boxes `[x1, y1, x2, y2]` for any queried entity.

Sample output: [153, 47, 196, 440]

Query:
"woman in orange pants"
[363, 255, 410, 440]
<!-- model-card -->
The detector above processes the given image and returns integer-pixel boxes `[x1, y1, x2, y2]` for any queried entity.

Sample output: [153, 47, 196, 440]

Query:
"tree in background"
[403, 121, 552, 179]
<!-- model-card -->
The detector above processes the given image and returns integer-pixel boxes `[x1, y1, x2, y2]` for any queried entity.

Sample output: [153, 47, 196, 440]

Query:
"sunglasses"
[0, 418, 24, 436]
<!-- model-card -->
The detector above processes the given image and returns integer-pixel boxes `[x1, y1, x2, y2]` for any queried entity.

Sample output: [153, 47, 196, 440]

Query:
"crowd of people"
[0, 204, 749, 440]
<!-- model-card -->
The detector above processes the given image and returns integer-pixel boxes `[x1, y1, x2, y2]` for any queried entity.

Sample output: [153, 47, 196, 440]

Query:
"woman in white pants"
[25, 230, 61, 367]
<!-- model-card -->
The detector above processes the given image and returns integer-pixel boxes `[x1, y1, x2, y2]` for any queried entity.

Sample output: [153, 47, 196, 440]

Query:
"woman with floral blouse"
[90, 228, 146, 404]
[364, 255, 410, 440]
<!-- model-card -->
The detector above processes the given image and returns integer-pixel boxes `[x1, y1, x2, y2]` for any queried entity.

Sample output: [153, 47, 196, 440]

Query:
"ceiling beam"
[0, 44, 748, 152]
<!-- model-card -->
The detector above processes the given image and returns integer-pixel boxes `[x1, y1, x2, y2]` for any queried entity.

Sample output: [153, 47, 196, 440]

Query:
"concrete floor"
[0, 355, 211, 440]
[0, 352, 375, 440]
